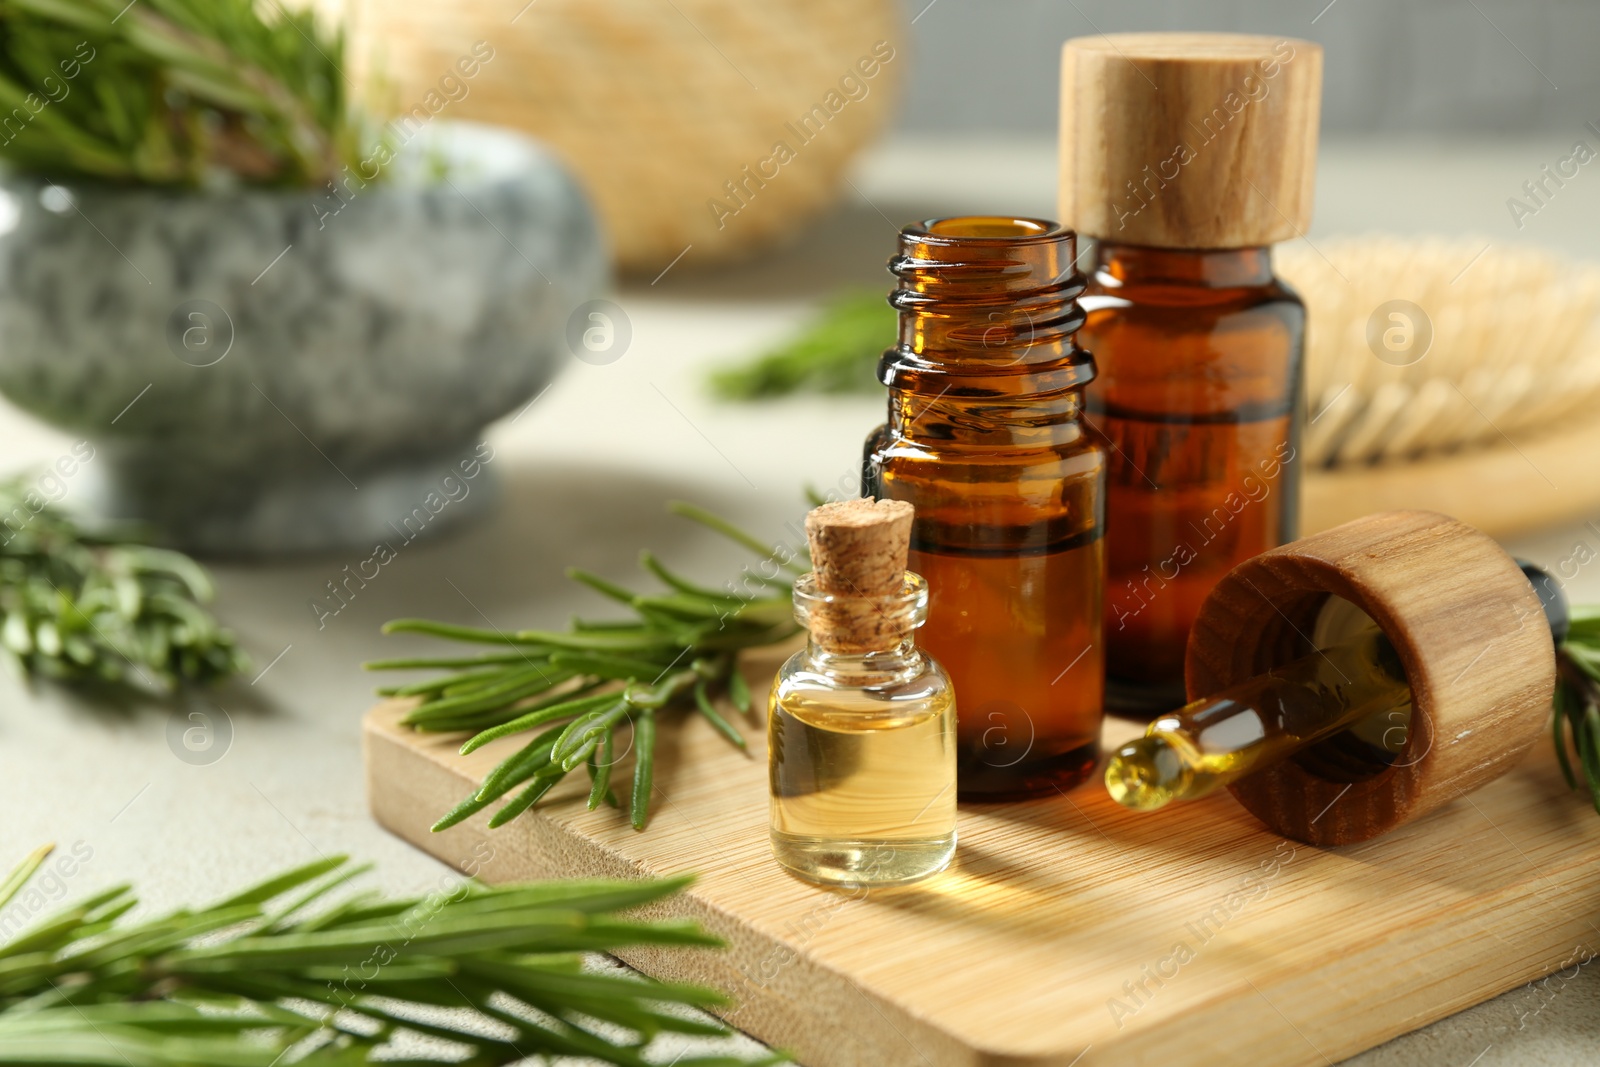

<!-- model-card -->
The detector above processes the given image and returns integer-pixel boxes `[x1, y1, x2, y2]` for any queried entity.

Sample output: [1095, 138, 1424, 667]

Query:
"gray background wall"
[896, 0, 1594, 134]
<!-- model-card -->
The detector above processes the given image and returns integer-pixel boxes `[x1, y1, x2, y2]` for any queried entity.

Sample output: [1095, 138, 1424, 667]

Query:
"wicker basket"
[340, 0, 905, 273]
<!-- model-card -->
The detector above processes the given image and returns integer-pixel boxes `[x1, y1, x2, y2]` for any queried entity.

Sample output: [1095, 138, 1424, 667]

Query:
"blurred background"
[899, 0, 1593, 134]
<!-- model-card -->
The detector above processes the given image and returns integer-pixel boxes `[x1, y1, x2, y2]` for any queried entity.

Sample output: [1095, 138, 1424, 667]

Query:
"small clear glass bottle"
[768, 570, 957, 888]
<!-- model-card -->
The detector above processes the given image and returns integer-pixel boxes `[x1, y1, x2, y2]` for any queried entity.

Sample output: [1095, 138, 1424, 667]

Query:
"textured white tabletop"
[2, 135, 1596, 1064]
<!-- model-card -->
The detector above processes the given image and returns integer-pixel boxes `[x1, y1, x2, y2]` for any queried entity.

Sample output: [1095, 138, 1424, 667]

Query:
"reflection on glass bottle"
[1106, 623, 1410, 811]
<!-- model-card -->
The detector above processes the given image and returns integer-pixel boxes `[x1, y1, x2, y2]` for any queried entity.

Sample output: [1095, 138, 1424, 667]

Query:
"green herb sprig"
[1554, 606, 1600, 815]
[369, 502, 802, 833]
[0, 0, 372, 186]
[0, 844, 785, 1066]
[708, 288, 891, 400]
[0, 477, 247, 693]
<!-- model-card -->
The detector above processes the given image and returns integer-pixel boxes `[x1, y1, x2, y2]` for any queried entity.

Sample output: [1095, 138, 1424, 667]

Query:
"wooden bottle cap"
[1059, 33, 1323, 249]
[803, 498, 914, 651]
[1186, 510, 1555, 846]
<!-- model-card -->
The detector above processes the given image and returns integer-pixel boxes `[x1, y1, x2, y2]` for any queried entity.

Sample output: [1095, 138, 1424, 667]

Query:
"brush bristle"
[1278, 237, 1600, 468]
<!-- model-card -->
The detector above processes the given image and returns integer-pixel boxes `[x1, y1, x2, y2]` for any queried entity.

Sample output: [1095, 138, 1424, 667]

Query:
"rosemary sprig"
[0, 845, 786, 1066]
[370, 502, 802, 832]
[0, 476, 247, 693]
[1554, 606, 1600, 815]
[708, 288, 891, 400]
[0, 0, 373, 186]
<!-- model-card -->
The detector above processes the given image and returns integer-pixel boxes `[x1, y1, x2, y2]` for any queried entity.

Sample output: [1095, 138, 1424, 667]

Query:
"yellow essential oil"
[769, 658, 956, 886]
[767, 498, 957, 888]
[1105, 623, 1411, 811]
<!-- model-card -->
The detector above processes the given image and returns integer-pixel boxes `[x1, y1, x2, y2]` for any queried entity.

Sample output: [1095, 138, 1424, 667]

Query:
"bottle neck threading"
[880, 216, 1095, 442]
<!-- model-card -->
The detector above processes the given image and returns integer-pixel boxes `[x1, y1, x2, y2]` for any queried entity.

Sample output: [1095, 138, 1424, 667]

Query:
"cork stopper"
[801, 498, 915, 651]
[1059, 33, 1323, 249]
[806, 498, 913, 596]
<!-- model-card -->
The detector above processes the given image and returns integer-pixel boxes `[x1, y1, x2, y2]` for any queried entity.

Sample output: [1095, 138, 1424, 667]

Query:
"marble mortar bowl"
[0, 122, 606, 555]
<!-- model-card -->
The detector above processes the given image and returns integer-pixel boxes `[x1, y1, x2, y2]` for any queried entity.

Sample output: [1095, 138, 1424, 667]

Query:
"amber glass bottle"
[863, 216, 1105, 799]
[1060, 32, 1324, 713]
[1079, 245, 1304, 710]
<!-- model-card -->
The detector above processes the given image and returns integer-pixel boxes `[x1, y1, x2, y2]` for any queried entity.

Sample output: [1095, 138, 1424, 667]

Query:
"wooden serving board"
[1301, 417, 1600, 540]
[364, 650, 1600, 1066]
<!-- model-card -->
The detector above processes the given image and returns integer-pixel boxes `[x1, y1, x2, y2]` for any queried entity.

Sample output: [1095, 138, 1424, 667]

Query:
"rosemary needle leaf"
[631, 710, 657, 831]
[1580, 703, 1600, 816]
[486, 772, 563, 828]
[475, 725, 567, 800]
[486, 872, 700, 912]
[0, 850, 778, 1066]
[385, 666, 510, 698]
[1567, 649, 1600, 685]
[430, 791, 496, 834]
[707, 287, 891, 400]
[509, 629, 687, 653]
[405, 667, 555, 720]
[635, 592, 745, 621]
[442, 667, 553, 698]
[211, 855, 349, 910]
[364, 652, 536, 670]
[667, 501, 804, 570]
[1556, 702, 1578, 791]
[640, 551, 746, 603]
[567, 567, 642, 606]
[1556, 638, 1600, 817]
[589, 729, 614, 811]
[728, 667, 753, 715]
[694, 678, 747, 750]
[572, 617, 655, 632]
[264, 863, 377, 929]
[379, 500, 800, 833]
[381, 619, 531, 645]
[0, 0, 376, 188]
[460, 692, 618, 756]
[1553, 679, 1580, 791]
[0, 476, 245, 695]
[551, 651, 674, 680]
[1566, 606, 1600, 642]
[552, 701, 630, 767]
[0, 844, 53, 912]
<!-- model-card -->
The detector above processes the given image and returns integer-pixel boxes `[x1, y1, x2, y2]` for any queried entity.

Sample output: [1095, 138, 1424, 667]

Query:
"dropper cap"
[1188, 510, 1556, 846]
[1059, 33, 1323, 248]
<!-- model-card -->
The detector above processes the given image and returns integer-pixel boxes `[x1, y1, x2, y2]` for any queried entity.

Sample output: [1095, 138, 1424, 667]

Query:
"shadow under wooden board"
[363, 650, 1600, 1067]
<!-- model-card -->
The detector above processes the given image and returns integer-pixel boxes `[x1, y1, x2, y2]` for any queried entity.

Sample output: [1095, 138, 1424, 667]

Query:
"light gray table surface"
[2, 135, 1597, 1064]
